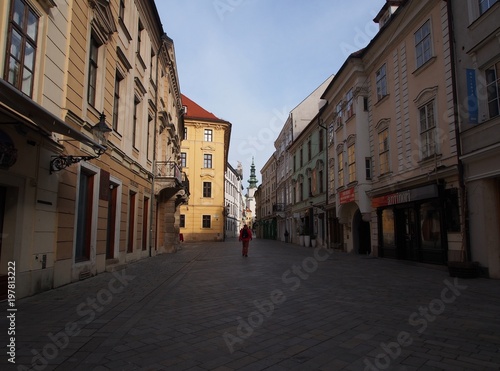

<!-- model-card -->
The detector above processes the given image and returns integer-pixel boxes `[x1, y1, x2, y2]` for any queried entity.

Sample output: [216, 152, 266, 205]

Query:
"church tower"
[245, 158, 258, 227]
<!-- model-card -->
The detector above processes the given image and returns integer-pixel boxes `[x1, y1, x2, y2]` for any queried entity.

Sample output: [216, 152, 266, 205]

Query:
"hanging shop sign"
[371, 184, 439, 208]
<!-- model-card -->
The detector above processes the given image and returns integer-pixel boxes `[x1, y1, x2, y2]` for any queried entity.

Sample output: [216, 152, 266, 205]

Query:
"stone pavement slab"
[1, 238, 500, 370]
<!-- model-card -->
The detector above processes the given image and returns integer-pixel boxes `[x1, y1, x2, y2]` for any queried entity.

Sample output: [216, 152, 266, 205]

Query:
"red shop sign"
[339, 188, 355, 204]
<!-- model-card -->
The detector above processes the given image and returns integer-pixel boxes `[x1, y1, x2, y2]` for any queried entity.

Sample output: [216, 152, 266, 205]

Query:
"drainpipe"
[318, 100, 330, 249]
[445, 0, 471, 262]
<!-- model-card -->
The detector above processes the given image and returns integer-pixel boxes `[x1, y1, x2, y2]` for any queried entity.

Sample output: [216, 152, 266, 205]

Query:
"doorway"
[354, 209, 371, 255]
[106, 184, 118, 259]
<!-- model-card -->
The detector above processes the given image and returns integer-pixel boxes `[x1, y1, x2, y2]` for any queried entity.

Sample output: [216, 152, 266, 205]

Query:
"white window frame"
[348, 144, 356, 184]
[346, 89, 354, 119]
[378, 128, 390, 175]
[202, 215, 211, 228]
[486, 61, 500, 119]
[376, 64, 387, 101]
[336, 102, 343, 127]
[415, 20, 432, 69]
[419, 100, 437, 159]
[204, 129, 213, 142]
[337, 150, 344, 188]
[203, 154, 212, 168]
[479, 0, 498, 14]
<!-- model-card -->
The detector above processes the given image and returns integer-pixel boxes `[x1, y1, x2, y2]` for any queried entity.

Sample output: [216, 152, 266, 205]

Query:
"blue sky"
[157, 0, 386, 183]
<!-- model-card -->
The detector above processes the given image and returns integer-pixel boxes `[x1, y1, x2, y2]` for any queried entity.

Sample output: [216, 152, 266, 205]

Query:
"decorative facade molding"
[89, 0, 117, 43]
[375, 118, 391, 131]
[414, 86, 438, 106]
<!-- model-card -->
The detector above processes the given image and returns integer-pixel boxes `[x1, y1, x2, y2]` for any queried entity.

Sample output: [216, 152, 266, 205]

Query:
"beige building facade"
[320, 0, 461, 264]
[0, 0, 186, 299]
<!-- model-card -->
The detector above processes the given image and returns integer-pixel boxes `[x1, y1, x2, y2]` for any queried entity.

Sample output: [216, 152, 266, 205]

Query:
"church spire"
[248, 157, 258, 189]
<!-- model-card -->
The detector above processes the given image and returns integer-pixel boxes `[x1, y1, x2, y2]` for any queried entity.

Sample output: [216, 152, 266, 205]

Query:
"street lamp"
[50, 112, 111, 173]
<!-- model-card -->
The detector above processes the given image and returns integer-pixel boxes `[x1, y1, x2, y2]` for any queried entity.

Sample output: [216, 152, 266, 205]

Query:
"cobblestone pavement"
[1, 238, 500, 370]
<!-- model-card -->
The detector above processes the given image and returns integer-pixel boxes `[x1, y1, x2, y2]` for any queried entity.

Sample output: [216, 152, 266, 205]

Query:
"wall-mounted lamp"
[50, 112, 112, 173]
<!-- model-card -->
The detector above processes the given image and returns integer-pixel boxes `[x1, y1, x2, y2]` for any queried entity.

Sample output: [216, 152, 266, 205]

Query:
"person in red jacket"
[239, 224, 253, 257]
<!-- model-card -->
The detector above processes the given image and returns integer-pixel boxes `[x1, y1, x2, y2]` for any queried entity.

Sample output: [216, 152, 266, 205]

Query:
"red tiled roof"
[181, 94, 220, 121]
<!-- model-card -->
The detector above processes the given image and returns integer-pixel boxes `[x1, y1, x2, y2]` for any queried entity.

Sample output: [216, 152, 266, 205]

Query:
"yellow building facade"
[180, 95, 231, 241]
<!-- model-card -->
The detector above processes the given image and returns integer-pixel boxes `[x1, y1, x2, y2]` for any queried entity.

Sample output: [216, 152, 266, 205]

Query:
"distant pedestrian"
[239, 224, 253, 257]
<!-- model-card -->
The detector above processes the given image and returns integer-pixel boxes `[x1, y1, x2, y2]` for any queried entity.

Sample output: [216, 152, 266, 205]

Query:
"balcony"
[273, 203, 286, 218]
[273, 203, 285, 212]
[155, 161, 189, 199]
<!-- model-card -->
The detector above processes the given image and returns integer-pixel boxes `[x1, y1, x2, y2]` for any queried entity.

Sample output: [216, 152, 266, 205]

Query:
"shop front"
[373, 184, 448, 265]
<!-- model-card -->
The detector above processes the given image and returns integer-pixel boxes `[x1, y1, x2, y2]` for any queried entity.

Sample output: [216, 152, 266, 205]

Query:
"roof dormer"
[373, 0, 404, 30]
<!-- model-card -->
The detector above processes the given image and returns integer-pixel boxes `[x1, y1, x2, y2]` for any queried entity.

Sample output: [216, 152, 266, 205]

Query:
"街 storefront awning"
[0, 79, 105, 152]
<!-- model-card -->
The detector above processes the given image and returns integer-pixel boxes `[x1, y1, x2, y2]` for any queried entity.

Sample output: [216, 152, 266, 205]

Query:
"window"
[419, 100, 437, 158]
[204, 129, 213, 142]
[150, 48, 154, 80]
[202, 215, 211, 228]
[486, 61, 500, 118]
[299, 182, 304, 202]
[147, 115, 152, 161]
[376, 64, 387, 100]
[293, 155, 296, 172]
[348, 144, 356, 183]
[203, 154, 212, 168]
[137, 20, 144, 58]
[180, 214, 185, 228]
[338, 151, 344, 187]
[378, 129, 390, 175]
[319, 170, 324, 193]
[308, 177, 312, 197]
[133, 98, 139, 149]
[319, 130, 324, 152]
[112, 72, 123, 131]
[75, 170, 95, 262]
[365, 158, 372, 180]
[336, 102, 343, 127]
[184, 127, 187, 140]
[180, 152, 187, 168]
[415, 20, 432, 68]
[203, 182, 212, 198]
[308, 141, 312, 161]
[300, 148, 303, 167]
[4, 0, 39, 96]
[119, 0, 125, 19]
[88, 36, 99, 106]
[479, 0, 498, 14]
[329, 163, 335, 194]
[346, 89, 354, 119]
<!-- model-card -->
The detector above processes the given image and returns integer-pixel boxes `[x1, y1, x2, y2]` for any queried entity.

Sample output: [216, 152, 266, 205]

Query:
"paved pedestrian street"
[1, 238, 500, 371]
